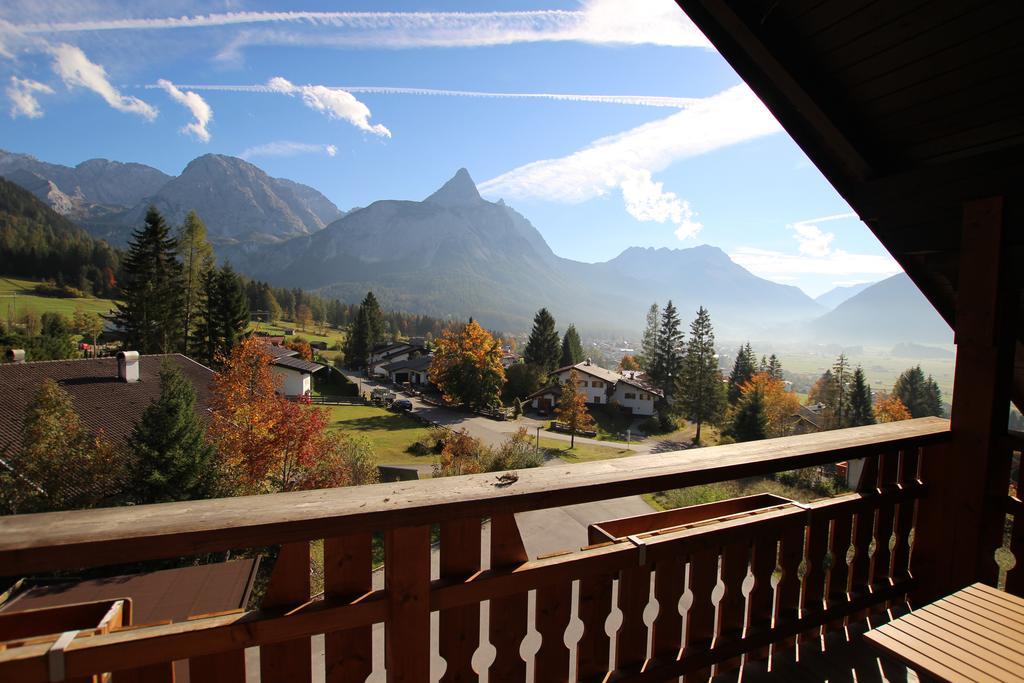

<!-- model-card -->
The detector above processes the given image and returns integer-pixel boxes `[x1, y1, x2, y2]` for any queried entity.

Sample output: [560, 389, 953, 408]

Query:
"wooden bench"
[865, 583, 1024, 682]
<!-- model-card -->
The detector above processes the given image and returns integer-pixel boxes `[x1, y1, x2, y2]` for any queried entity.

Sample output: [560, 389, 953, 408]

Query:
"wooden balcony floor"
[716, 616, 920, 683]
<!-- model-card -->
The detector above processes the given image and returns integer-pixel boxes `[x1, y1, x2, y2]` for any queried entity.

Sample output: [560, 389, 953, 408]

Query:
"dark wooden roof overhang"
[675, 0, 1024, 404]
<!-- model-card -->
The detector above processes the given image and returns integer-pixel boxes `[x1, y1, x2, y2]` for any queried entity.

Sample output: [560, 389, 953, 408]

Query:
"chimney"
[585, 358, 592, 366]
[117, 351, 140, 383]
[5, 349, 25, 364]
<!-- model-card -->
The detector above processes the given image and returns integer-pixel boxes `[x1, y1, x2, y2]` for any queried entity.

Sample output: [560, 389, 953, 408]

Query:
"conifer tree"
[727, 342, 756, 404]
[848, 366, 875, 427]
[639, 303, 660, 372]
[727, 389, 768, 443]
[766, 354, 783, 380]
[677, 306, 725, 444]
[128, 361, 216, 503]
[830, 354, 851, 428]
[343, 291, 386, 368]
[524, 308, 560, 372]
[555, 369, 596, 448]
[560, 324, 584, 367]
[649, 300, 684, 400]
[114, 207, 185, 353]
[176, 211, 215, 344]
[192, 264, 249, 367]
[892, 365, 944, 417]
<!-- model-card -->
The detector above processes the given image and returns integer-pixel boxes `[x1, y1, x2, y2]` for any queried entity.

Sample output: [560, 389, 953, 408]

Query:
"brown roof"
[0, 558, 258, 626]
[272, 354, 325, 374]
[0, 354, 216, 456]
[550, 361, 622, 386]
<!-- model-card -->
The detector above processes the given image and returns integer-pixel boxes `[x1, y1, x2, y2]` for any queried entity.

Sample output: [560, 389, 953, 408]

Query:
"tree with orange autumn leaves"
[873, 393, 912, 423]
[208, 337, 377, 495]
[737, 372, 801, 438]
[428, 320, 505, 410]
[555, 369, 596, 447]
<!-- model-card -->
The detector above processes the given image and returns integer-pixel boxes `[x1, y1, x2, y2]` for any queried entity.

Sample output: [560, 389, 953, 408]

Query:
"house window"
[578, 380, 587, 387]
[592, 380, 604, 388]
[624, 392, 636, 400]
[593, 396, 601, 404]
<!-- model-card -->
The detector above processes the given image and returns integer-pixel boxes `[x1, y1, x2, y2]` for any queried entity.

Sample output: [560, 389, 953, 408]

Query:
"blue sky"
[0, 0, 901, 297]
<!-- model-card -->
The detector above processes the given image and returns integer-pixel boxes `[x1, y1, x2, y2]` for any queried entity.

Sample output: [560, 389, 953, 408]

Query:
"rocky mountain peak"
[425, 168, 482, 207]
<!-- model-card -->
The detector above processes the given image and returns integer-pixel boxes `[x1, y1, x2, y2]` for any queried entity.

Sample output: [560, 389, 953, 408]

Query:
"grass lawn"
[540, 437, 634, 463]
[0, 276, 118, 320]
[249, 319, 347, 348]
[650, 421, 722, 447]
[325, 404, 435, 466]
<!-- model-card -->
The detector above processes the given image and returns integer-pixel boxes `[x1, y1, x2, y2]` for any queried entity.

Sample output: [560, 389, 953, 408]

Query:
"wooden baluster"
[576, 573, 614, 681]
[871, 450, 900, 592]
[798, 513, 830, 654]
[190, 650, 246, 683]
[324, 532, 373, 683]
[385, 525, 432, 682]
[715, 541, 750, 675]
[891, 448, 921, 583]
[746, 535, 778, 664]
[849, 456, 879, 609]
[261, 542, 311, 683]
[614, 565, 651, 674]
[535, 581, 572, 682]
[488, 513, 528, 681]
[681, 548, 717, 683]
[773, 522, 804, 659]
[826, 512, 854, 632]
[650, 558, 684, 666]
[439, 518, 482, 683]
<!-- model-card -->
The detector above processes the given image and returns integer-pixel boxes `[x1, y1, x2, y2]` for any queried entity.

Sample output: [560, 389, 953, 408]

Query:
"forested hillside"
[0, 177, 121, 297]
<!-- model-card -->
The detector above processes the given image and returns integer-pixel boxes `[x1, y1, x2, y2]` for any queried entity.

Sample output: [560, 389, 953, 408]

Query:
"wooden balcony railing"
[0, 418, 953, 682]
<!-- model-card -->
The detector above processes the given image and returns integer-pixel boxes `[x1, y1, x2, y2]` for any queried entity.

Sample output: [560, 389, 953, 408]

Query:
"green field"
[540, 437, 633, 463]
[249, 319, 347, 348]
[0, 277, 118, 321]
[326, 404, 435, 466]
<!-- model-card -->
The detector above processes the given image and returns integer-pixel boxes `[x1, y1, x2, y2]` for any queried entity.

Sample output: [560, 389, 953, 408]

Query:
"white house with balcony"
[529, 360, 664, 416]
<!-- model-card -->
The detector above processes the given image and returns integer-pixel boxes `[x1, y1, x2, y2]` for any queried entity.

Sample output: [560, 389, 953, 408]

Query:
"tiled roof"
[271, 355, 325, 374]
[617, 372, 665, 398]
[0, 354, 216, 456]
[551, 361, 622, 386]
[261, 343, 298, 359]
[382, 354, 432, 374]
[527, 384, 563, 401]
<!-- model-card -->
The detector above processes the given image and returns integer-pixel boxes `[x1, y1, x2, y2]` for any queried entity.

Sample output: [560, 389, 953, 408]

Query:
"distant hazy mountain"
[0, 150, 343, 246]
[808, 273, 952, 345]
[814, 281, 876, 310]
[233, 169, 826, 335]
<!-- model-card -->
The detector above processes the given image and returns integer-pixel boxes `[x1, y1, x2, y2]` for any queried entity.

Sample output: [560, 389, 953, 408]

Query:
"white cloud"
[729, 246, 901, 277]
[240, 141, 339, 160]
[478, 84, 781, 238]
[789, 212, 855, 257]
[6, 76, 53, 118]
[163, 83, 700, 110]
[266, 77, 390, 137]
[156, 79, 211, 142]
[48, 43, 157, 119]
[17, 1, 711, 53]
[620, 169, 702, 239]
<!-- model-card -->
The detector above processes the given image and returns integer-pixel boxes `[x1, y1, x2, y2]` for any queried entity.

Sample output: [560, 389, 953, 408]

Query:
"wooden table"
[865, 583, 1024, 682]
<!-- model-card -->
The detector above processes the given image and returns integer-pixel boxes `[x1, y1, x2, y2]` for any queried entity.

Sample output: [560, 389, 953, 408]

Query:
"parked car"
[391, 399, 413, 412]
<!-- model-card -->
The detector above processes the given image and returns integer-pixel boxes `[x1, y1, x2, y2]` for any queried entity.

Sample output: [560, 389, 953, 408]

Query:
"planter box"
[587, 493, 794, 545]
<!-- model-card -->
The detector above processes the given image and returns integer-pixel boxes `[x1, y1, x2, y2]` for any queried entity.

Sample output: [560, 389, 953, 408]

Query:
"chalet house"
[369, 339, 427, 378]
[2, 3, 1023, 681]
[262, 343, 326, 397]
[380, 354, 432, 386]
[528, 360, 664, 416]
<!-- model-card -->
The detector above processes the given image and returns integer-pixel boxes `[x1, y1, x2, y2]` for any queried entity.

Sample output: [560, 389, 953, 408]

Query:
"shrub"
[406, 440, 433, 456]
[33, 282, 85, 298]
[483, 428, 544, 472]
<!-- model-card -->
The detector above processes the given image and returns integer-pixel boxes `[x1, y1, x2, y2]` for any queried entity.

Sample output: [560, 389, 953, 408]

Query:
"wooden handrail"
[0, 417, 949, 575]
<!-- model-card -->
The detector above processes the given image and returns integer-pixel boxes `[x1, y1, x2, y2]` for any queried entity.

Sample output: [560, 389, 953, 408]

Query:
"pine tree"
[766, 354, 783, 380]
[554, 369, 596, 448]
[892, 366, 944, 417]
[524, 308, 560, 372]
[639, 303, 660, 372]
[560, 324, 584, 367]
[649, 300, 684, 400]
[176, 211, 215, 345]
[361, 291, 385, 348]
[727, 342, 756, 404]
[848, 366, 875, 426]
[128, 360, 216, 503]
[924, 374, 943, 417]
[114, 207, 185, 354]
[830, 354, 851, 428]
[192, 264, 249, 367]
[677, 307, 725, 444]
[728, 389, 768, 443]
[342, 292, 386, 369]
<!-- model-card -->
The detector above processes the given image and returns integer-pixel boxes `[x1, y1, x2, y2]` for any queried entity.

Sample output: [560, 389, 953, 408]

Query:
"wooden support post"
[439, 518, 481, 683]
[260, 542, 311, 683]
[487, 514, 528, 681]
[324, 532, 373, 683]
[913, 196, 1015, 603]
[385, 525, 432, 683]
